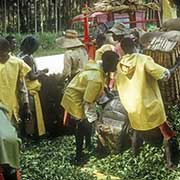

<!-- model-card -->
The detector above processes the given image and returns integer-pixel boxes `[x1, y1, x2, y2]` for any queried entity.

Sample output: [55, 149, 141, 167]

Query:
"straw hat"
[56, 29, 84, 48]
[108, 22, 129, 36]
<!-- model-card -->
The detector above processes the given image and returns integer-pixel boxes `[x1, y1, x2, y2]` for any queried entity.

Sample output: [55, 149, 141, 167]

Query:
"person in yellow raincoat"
[161, 0, 177, 23]
[0, 37, 31, 179]
[95, 43, 115, 63]
[61, 51, 119, 164]
[116, 37, 180, 169]
[18, 36, 48, 138]
[95, 34, 117, 90]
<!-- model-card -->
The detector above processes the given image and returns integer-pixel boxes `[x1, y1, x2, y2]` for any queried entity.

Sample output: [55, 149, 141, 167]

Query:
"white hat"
[56, 29, 84, 48]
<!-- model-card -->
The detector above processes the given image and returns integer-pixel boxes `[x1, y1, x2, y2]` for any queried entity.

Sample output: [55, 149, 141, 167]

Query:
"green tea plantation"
[20, 105, 180, 180]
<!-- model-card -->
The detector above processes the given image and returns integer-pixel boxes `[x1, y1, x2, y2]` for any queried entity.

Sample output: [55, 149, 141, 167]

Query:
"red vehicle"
[71, 3, 161, 59]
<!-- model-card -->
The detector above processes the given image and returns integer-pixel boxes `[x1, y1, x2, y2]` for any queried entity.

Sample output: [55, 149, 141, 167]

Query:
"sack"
[96, 91, 131, 154]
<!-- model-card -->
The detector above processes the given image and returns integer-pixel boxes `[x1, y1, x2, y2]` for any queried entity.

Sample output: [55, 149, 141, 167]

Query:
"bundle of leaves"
[39, 74, 66, 137]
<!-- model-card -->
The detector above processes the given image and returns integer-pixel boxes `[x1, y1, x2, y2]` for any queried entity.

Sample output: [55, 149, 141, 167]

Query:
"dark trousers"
[75, 119, 92, 159]
[131, 128, 179, 167]
[1, 164, 18, 180]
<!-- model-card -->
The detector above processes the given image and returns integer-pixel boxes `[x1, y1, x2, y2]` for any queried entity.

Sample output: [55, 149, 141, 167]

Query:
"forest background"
[0, 0, 95, 56]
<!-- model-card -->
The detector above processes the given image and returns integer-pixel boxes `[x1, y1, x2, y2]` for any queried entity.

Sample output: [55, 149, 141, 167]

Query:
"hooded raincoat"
[116, 53, 167, 131]
[95, 44, 115, 63]
[61, 61, 105, 120]
[0, 56, 31, 121]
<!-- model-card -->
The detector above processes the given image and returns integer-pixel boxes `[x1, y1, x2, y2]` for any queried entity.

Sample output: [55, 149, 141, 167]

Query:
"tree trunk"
[34, 0, 37, 33]
[17, 0, 20, 33]
[40, 0, 44, 33]
[59, 0, 63, 32]
[55, 0, 58, 33]
[44, 0, 48, 32]
[4, 0, 7, 34]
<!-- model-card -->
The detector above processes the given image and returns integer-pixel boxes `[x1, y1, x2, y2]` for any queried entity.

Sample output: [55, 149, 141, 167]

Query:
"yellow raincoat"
[61, 61, 105, 120]
[0, 56, 31, 121]
[116, 53, 167, 130]
[95, 44, 115, 63]
[162, 0, 177, 23]
[26, 79, 46, 136]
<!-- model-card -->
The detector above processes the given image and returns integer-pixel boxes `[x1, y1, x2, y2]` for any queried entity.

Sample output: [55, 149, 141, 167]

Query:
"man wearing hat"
[107, 22, 130, 58]
[108, 22, 129, 39]
[56, 29, 88, 81]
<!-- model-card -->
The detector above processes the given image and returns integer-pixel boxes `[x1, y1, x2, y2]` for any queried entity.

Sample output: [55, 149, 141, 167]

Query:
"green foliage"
[36, 33, 59, 49]
[168, 105, 180, 136]
[20, 136, 96, 180]
[20, 105, 180, 180]
[5, 32, 64, 57]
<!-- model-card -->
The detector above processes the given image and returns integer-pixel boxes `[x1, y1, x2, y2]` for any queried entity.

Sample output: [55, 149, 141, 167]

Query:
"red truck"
[70, 2, 161, 59]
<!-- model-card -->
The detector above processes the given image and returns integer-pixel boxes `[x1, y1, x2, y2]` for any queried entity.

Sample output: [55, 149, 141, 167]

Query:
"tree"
[0, 0, 95, 33]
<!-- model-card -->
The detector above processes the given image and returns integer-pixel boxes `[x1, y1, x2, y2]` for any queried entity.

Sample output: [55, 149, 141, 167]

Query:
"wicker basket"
[144, 36, 180, 107]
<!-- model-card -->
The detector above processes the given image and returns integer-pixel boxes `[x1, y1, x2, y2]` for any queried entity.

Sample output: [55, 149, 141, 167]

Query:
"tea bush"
[20, 105, 180, 180]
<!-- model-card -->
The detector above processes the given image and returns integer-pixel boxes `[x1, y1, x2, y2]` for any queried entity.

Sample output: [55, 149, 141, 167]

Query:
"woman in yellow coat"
[18, 36, 48, 138]
[116, 37, 180, 169]
[61, 51, 119, 163]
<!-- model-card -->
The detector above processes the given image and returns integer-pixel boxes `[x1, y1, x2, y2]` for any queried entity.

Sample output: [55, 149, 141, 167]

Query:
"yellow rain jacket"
[162, 0, 177, 23]
[116, 53, 167, 130]
[26, 79, 46, 136]
[0, 56, 31, 121]
[61, 61, 105, 120]
[95, 44, 115, 63]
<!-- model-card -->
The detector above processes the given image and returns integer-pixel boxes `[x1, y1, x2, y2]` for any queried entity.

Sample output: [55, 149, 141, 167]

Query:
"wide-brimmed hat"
[56, 29, 84, 48]
[108, 22, 129, 36]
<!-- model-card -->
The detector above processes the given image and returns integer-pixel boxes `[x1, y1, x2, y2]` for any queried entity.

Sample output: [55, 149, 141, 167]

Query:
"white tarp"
[35, 54, 64, 75]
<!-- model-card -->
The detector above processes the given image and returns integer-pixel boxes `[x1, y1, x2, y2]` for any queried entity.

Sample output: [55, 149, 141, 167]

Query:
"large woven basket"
[144, 36, 180, 107]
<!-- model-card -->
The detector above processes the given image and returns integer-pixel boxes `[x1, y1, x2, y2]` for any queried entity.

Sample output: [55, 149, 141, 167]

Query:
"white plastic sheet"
[35, 54, 64, 75]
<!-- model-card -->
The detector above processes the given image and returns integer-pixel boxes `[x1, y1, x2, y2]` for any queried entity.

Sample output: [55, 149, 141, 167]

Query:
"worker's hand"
[37, 68, 49, 78]
[84, 102, 98, 123]
[23, 103, 32, 121]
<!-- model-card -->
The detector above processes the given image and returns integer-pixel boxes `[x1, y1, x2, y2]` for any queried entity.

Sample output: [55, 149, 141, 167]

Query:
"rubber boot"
[131, 130, 143, 156]
[74, 122, 84, 164]
[164, 139, 177, 170]
[85, 121, 92, 150]
[2, 165, 20, 180]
